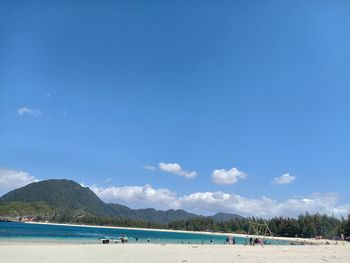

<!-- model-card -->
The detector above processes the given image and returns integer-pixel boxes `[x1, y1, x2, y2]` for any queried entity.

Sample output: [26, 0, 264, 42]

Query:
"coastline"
[22, 221, 338, 245]
[2, 221, 349, 263]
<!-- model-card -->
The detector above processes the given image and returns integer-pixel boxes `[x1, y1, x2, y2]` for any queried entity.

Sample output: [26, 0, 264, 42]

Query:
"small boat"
[120, 235, 128, 243]
[100, 238, 110, 244]
[100, 236, 128, 244]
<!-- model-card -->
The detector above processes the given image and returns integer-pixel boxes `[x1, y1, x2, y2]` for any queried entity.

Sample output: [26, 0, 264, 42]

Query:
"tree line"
[1, 201, 349, 239]
[54, 212, 350, 239]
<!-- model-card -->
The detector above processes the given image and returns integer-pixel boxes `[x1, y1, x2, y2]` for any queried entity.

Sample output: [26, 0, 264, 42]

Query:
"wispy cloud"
[17, 107, 42, 117]
[158, 162, 197, 178]
[58, 109, 68, 117]
[272, 173, 296, 185]
[91, 183, 350, 218]
[211, 167, 246, 185]
[0, 168, 39, 196]
[143, 165, 156, 171]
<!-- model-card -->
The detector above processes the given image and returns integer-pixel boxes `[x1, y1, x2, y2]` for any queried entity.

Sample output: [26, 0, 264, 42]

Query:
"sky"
[1, 0, 350, 218]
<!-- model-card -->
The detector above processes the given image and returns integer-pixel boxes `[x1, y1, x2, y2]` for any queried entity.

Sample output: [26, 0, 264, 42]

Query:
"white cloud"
[158, 162, 197, 178]
[17, 107, 42, 117]
[0, 168, 39, 196]
[143, 165, 156, 171]
[211, 167, 246, 185]
[90, 183, 350, 218]
[91, 184, 181, 210]
[180, 191, 350, 218]
[272, 173, 296, 185]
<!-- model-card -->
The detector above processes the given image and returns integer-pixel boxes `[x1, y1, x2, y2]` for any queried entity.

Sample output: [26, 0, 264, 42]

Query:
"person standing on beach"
[254, 238, 259, 246]
[249, 237, 253, 245]
[258, 239, 264, 247]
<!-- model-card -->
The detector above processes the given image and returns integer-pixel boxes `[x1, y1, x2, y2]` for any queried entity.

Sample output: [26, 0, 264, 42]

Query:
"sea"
[0, 222, 290, 245]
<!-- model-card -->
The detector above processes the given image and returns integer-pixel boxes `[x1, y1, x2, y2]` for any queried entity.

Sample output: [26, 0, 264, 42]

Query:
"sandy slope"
[0, 243, 349, 263]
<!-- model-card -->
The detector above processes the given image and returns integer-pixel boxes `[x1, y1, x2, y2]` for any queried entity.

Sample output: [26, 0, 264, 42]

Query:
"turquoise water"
[0, 222, 289, 245]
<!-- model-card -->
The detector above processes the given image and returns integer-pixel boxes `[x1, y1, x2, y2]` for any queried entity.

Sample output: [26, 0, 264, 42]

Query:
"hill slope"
[0, 180, 200, 223]
[0, 179, 114, 217]
[209, 212, 244, 222]
[107, 203, 197, 224]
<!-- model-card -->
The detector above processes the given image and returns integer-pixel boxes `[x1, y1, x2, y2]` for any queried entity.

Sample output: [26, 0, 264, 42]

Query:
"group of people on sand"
[225, 235, 236, 245]
[224, 235, 266, 246]
[248, 237, 264, 246]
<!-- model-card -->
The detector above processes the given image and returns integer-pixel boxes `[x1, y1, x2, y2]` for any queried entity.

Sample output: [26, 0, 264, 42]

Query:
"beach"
[22, 221, 339, 245]
[0, 243, 349, 263]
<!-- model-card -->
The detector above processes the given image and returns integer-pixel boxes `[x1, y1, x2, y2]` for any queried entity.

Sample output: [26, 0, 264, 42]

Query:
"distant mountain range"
[0, 179, 243, 224]
[209, 212, 243, 222]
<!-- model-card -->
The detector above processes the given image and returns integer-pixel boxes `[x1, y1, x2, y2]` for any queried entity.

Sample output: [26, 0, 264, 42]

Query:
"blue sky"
[1, 0, 350, 217]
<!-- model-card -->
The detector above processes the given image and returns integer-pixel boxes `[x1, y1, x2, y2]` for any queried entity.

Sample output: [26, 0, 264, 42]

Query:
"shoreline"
[19, 221, 338, 245]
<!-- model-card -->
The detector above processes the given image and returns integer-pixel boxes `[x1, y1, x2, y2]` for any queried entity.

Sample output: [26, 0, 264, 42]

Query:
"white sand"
[0, 243, 349, 263]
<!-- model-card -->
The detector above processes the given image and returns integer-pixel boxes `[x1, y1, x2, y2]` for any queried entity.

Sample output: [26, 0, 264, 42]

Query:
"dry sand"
[0, 243, 349, 263]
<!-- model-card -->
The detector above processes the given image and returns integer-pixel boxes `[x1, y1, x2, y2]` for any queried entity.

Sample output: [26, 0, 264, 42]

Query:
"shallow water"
[0, 222, 290, 245]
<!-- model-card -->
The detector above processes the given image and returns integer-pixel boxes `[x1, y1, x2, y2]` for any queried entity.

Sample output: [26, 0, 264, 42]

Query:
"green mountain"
[0, 201, 54, 218]
[209, 212, 244, 222]
[107, 204, 197, 224]
[0, 179, 199, 223]
[0, 179, 114, 218]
